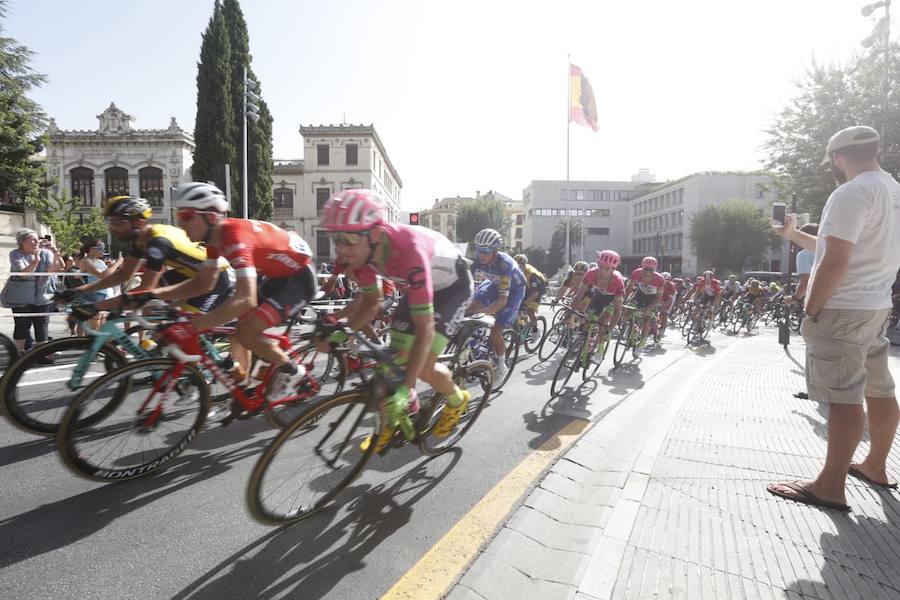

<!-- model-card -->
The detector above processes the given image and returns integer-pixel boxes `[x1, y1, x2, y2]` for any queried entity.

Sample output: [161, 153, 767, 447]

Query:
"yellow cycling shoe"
[139, 339, 158, 351]
[433, 391, 470, 438]
[359, 425, 395, 453]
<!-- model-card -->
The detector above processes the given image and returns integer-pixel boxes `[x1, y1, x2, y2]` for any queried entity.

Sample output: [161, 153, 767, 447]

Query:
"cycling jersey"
[629, 268, 666, 295]
[693, 278, 722, 297]
[661, 281, 677, 302]
[583, 269, 625, 316]
[723, 280, 741, 296]
[205, 219, 312, 279]
[129, 224, 223, 282]
[355, 222, 462, 316]
[522, 264, 547, 289]
[471, 251, 526, 298]
[743, 285, 766, 298]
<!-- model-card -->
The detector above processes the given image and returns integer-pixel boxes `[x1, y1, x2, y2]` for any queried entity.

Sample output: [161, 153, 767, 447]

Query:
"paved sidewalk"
[448, 330, 900, 600]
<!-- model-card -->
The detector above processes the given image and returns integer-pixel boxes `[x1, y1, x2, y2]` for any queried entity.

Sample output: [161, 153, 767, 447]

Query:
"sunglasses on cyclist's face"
[330, 231, 368, 247]
[105, 217, 132, 227]
[474, 246, 496, 256]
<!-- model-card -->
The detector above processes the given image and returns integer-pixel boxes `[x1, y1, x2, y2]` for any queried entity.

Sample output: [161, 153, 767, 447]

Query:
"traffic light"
[409, 212, 420, 225]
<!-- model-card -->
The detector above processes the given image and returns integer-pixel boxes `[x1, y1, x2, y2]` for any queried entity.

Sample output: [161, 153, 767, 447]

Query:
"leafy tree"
[764, 45, 900, 218]
[552, 219, 583, 265]
[688, 199, 779, 274]
[191, 1, 238, 204]
[30, 193, 106, 255]
[0, 0, 47, 207]
[456, 196, 511, 247]
[222, 0, 273, 221]
[522, 246, 549, 275]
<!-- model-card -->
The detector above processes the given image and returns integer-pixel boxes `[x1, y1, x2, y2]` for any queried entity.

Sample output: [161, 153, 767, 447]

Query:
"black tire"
[550, 305, 568, 328]
[494, 329, 518, 390]
[247, 391, 378, 525]
[419, 360, 494, 456]
[583, 328, 608, 381]
[551, 340, 581, 397]
[0, 332, 19, 376]
[264, 340, 347, 429]
[1, 336, 128, 436]
[613, 321, 633, 367]
[538, 322, 567, 361]
[57, 358, 210, 481]
[522, 316, 547, 355]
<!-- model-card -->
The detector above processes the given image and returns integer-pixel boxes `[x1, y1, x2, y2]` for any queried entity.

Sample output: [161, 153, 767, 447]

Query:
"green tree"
[222, 0, 273, 221]
[552, 219, 583, 265]
[0, 0, 47, 206]
[688, 200, 779, 274]
[191, 1, 238, 203]
[522, 246, 549, 275]
[456, 196, 512, 247]
[30, 193, 106, 255]
[764, 45, 900, 218]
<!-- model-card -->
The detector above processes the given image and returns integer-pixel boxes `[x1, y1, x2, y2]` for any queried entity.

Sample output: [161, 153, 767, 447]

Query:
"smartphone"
[772, 202, 786, 227]
[42, 235, 51, 241]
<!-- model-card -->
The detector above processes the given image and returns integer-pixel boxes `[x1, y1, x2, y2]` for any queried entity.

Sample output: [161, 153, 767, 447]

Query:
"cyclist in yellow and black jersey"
[60, 196, 233, 313]
[514, 254, 547, 326]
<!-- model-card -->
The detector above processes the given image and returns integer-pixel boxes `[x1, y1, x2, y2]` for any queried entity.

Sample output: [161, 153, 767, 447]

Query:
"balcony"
[274, 207, 293, 219]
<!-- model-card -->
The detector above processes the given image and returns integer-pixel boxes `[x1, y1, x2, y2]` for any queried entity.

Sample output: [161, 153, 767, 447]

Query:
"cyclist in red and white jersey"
[685, 270, 722, 321]
[624, 256, 665, 357]
[657, 272, 678, 334]
[131, 182, 317, 401]
[320, 189, 474, 451]
[572, 250, 625, 331]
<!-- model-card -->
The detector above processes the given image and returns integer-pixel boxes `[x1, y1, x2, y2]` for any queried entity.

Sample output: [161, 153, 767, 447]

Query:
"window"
[587, 227, 609, 235]
[316, 230, 330, 257]
[317, 144, 329, 166]
[138, 167, 164, 207]
[346, 144, 358, 166]
[104, 166, 129, 198]
[602, 190, 610, 201]
[575, 190, 585, 201]
[70, 167, 94, 205]
[274, 187, 293, 209]
[316, 187, 331, 211]
[516, 214, 523, 225]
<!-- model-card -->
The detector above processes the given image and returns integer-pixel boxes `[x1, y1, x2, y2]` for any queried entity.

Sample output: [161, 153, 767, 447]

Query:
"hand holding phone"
[772, 202, 786, 227]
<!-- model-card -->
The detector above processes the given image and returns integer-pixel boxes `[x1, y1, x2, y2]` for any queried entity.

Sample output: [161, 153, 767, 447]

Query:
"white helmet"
[474, 228, 503, 249]
[172, 182, 229, 213]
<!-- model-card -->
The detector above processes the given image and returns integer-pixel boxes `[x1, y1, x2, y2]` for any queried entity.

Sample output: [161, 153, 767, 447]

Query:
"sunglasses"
[330, 231, 368, 247]
[92, 244, 106, 251]
[105, 217, 132, 227]
[475, 246, 496, 255]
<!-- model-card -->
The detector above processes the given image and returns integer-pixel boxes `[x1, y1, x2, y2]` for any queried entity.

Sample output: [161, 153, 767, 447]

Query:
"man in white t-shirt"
[769, 125, 900, 511]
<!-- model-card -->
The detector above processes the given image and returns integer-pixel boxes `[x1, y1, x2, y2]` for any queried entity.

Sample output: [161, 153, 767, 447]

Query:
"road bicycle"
[56, 310, 344, 482]
[246, 327, 494, 525]
[539, 306, 583, 361]
[730, 300, 760, 334]
[511, 310, 547, 355]
[550, 310, 612, 397]
[681, 301, 714, 344]
[613, 303, 653, 366]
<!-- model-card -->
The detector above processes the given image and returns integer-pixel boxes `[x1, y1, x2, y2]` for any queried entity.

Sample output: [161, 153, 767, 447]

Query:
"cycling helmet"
[474, 228, 502, 249]
[769, 282, 780, 290]
[661, 272, 671, 281]
[703, 270, 714, 277]
[728, 274, 737, 280]
[321, 189, 385, 232]
[588, 262, 598, 270]
[573, 261, 589, 272]
[596, 249, 620, 267]
[103, 195, 152, 220]
[641, 256, 659, 270]
[514, 253, 528, 265]
[172, 182, 229, 212]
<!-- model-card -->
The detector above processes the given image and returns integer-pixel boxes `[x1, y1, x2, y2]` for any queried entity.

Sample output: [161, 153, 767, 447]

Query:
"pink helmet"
[321, 189, 385, 232]
[597, 249, 620, 267]
[641, 256, 658, 270]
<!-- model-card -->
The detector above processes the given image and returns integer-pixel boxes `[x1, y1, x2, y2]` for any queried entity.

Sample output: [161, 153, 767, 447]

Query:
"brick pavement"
[447, 330, 900, 600]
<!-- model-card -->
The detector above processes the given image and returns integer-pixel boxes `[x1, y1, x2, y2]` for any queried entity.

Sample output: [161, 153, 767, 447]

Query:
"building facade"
[44, 103, 194, 225]
[271, 124, 402, 261]
[419, 190, 523, 251]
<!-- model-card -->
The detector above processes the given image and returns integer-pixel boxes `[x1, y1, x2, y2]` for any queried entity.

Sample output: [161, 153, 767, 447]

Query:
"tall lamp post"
[242, 67, 261, 219]
[861, 1, 892, 145]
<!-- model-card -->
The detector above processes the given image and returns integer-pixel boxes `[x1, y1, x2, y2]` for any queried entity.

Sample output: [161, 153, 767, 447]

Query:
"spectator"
[769, 125, 900, 510]
[77, 238, 122, 332]
[5, 229, 64, 353]
[785, 222, 819, 305]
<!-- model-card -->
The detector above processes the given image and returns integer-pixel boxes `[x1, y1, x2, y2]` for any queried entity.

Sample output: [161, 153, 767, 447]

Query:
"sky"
[5, 0, 886, 211]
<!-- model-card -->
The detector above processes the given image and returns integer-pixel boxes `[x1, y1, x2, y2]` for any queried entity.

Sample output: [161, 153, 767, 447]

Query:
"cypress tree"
[0, 0, 48, 206]
[191, 1, 238, 202]
[222, 0, 274, 221]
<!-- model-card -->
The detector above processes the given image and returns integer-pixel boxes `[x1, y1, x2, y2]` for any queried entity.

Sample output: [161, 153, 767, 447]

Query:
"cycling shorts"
[698, 293, 715, 307]
[660, 295, 676, 314]
[633, 291, 657, 310]
[391, 260, 473, 342]
[523, 281, 545, 311]
[252, 265, 318, 327]
[587, 292, 616, 319]
[161, 269, 234, 313]
[473, 278, 525, 327]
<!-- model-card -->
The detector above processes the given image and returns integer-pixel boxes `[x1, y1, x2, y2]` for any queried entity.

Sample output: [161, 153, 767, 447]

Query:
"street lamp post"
[242, 66, 261, 220]
[861, 1, 892, 144]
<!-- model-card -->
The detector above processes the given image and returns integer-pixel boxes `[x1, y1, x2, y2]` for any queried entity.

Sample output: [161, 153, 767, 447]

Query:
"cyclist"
[657, 272, 678, 335]
[135, 182, 317, 402]
[685, 270, 721, 322]
[514, 254, 547, 326]
[739, 278, 768, 314]
[56, 196, 234, 336]
[468, 228, 526, 382]
[624, 256, 665, 358]
[572, 250, 625, 337]
[320, 189, 474, 450]
[552, 261, 589, 307]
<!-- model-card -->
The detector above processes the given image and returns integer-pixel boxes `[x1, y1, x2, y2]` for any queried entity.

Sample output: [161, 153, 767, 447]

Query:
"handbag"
[1, 277, 37, 308]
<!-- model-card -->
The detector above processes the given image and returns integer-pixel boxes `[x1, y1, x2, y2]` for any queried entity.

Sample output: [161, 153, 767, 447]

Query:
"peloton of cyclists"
[684, 270, 722, 323]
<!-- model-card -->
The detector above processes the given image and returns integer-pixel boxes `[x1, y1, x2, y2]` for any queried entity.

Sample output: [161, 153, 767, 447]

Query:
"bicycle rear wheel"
[551, 341, 580, 397]
[2, 336, 127, 436]
[613, 321, 633, 367]
[494, 329, 518, 390]
[264, 340, 347, 429]
[419, 360, 494, 456]
[247, 391, 378, 525]
[57, 358, 209, 481]
[523, 316, 547, 355]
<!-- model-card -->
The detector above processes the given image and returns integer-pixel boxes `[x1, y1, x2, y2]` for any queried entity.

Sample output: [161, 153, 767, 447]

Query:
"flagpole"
[565, 53, 571, 267]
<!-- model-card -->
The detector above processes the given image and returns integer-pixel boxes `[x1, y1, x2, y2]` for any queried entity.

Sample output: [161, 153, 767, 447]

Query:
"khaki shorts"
[801, 308, 895, 405]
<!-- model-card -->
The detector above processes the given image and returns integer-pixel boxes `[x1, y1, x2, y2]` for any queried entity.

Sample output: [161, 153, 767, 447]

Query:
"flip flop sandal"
[848, 465, 898, 489]
[766, 481, 850, 511]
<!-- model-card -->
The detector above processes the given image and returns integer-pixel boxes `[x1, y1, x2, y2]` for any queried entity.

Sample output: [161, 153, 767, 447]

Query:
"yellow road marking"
[383, 418, 590, 600]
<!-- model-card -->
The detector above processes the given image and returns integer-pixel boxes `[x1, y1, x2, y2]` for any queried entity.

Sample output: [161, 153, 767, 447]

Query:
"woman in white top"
[77, 238, 122, 332]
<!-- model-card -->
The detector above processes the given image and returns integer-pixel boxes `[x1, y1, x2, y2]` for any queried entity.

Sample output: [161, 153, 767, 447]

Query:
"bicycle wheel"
[613, 321, 633, 367]
[247, 390, 378, 525]
[523, 316, 547, 355]
[0, 332, 18, 376]
[1, 336, 128, 436]
[538, 322, 567, 361]
[264, 340, 347, 429]
[550, 305, 568, 328]
[57, 358, 210, 481]
[419, 360, 494, 456]
[494, 329, 518, 390]
[551, 340, 581, 397]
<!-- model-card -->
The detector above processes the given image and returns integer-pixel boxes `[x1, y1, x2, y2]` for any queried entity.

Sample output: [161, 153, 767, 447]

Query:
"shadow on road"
[0, 435, 56, 468]
[171, 450, 462, 600]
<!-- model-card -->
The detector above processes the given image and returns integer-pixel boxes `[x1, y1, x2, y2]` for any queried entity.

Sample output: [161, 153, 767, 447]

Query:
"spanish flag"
[569, 64, 598, 132]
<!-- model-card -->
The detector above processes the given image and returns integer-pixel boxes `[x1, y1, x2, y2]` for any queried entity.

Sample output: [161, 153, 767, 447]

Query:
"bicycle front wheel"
[551, 341, 581, 397]
[57, 358, 210, 481]
[419, 359, 494, 456]
[613, 321, 633, 367]
[538, 322, 566, 361]
[247, 391, 378, 525]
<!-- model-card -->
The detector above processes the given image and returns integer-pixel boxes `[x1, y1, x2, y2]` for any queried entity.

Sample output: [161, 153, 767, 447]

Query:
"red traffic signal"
[409, 212, 420, 225]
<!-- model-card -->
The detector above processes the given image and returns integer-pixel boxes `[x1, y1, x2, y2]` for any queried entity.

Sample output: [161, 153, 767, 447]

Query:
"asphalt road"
[0, 312, 752, 600]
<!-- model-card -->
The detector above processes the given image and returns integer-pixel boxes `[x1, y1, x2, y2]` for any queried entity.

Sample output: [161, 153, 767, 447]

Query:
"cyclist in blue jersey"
[466, 228, 525, 381]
